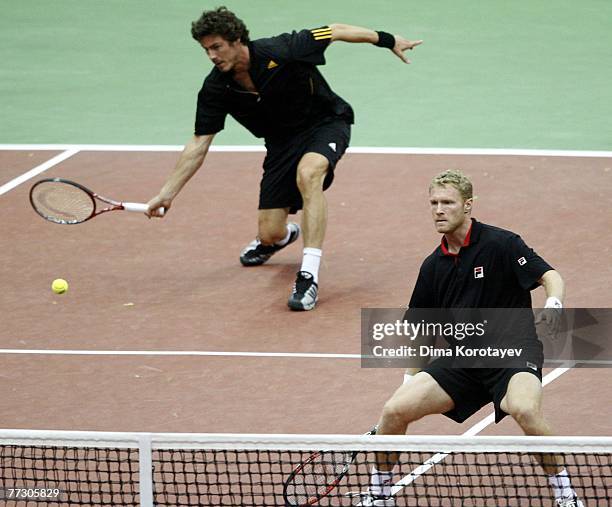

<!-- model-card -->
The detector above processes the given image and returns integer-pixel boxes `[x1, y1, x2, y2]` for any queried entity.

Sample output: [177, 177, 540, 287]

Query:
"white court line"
[1, 349, 604, 366]
[389, 367, 572, 497]
[0, 349, 361, 359]
[1, 144, 611, 158]
[0, 144, 185, 152]
[0, 149, 79, 196]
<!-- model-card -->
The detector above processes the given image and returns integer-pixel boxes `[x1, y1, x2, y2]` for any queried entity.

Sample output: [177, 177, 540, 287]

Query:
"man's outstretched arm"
[329, 23, 423, 63]
[146, 134, 215, 217]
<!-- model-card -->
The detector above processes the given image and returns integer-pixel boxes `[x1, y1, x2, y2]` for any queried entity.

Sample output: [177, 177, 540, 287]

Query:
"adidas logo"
[267, 60, 278, 69]
[328, 142, 336, 152]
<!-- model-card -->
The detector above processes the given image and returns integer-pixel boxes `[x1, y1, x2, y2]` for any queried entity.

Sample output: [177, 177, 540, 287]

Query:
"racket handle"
[123, 202, 149, 213]
[123, 202, 165, 216]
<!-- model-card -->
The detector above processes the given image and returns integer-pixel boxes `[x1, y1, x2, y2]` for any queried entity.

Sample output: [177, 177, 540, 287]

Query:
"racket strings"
[287, 451, 353, 504]
[31, 181, 95, 224]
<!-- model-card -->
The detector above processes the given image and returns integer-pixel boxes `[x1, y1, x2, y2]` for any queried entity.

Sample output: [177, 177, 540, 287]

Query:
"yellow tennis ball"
[51, 278, 68, 294]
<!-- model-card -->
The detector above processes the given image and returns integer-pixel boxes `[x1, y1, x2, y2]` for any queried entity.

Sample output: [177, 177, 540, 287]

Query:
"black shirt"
[409, 219, 554, 309]
[194, 26, 354, 141]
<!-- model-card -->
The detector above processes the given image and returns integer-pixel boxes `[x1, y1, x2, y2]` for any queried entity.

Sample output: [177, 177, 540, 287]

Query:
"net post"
[138, 434, 154, 507]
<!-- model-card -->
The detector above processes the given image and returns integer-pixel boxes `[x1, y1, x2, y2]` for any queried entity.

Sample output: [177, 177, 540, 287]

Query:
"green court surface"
[1, 0, 611, 149]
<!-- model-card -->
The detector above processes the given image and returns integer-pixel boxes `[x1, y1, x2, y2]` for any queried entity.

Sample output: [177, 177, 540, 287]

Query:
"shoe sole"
[239, 256, 270, 266]
[287, 298, 317, 311]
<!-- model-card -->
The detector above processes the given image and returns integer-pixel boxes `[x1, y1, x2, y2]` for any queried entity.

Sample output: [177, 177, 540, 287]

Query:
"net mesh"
[0, 432, 610, 506]
[30, 181, 95, 224]
[0, 445, 139, 505]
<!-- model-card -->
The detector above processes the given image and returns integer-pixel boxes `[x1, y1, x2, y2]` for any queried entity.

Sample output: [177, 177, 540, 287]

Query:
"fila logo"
[328, 142, 337, 152]
[474, 266, 484, 279]
[518, 257, 527, 266]
[267, 60, 278, 69]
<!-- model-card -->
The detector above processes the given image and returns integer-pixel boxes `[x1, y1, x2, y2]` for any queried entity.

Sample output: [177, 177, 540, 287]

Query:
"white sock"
[301, 248, 322, 283]
[370, 466, 394, 497]
[549, 469, 575, 499]
[274, 224, 292, 246]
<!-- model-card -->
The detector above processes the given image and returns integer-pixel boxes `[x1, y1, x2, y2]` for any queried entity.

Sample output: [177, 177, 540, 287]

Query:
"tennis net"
[0, 430, 610, 506]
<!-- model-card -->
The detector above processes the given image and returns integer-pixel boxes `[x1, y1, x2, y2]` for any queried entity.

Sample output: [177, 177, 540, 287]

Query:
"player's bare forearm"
[538, 270, 565, 302]
[147, 134, 214, 216]
[329, 24, 378, 43]
[329, 23, 423, 63]
[161, 135, 213, 199]
[536, 270, 565, 334]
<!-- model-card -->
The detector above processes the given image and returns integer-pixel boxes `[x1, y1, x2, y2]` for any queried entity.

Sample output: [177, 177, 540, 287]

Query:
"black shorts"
[260, 117, 351, 213]
[423, 360, 543, 424]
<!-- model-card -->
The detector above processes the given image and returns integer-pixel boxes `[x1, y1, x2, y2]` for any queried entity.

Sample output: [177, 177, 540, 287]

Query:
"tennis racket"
[29, 178, 163, 224]
[283, 426, 377, 506]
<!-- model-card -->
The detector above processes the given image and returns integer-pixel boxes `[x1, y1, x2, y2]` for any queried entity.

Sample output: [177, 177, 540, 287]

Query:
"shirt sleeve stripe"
[311, 30, 332, 38]
[311, 27, 332, 39]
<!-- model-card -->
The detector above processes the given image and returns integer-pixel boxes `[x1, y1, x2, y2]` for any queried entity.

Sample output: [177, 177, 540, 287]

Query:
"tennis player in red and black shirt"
[363, 170, 583, 507]
[146, 7, 422, 311]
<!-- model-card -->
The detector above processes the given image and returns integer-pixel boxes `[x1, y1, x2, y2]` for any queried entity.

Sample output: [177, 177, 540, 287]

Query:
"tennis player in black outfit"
[147, 7, 422, 311]
[361, 170, 583, 507]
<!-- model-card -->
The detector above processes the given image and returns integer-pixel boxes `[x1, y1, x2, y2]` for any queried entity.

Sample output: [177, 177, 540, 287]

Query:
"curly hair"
[429, 169, 473, 201]
[191, 6, 250, 43]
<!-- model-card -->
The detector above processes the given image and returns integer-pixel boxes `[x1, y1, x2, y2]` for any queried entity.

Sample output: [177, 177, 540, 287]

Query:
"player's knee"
[381, 397, 420, 427]
[296, 163, 327, 196]
[507, 400, 541, 428]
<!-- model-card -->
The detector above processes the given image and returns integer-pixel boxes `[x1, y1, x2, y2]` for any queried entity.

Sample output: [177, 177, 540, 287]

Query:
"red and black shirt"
[194, 27, 354, 141]
[408, 219, 554, 309]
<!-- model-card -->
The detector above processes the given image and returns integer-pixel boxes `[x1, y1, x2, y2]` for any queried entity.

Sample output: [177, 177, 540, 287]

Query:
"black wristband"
[375, 31, 395, 49]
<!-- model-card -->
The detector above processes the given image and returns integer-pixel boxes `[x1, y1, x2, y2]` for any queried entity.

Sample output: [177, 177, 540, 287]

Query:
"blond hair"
[429, 169, 473, 201]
